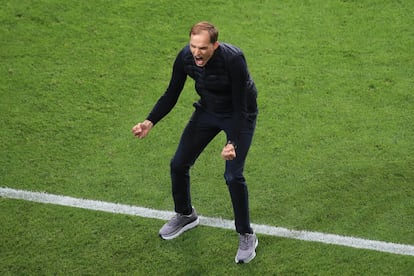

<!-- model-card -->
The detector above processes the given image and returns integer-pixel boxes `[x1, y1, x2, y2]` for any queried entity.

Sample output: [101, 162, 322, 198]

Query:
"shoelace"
[239, 235, 252, 250]
[169, 213, 191, 226]
[166, 214, 180, 226]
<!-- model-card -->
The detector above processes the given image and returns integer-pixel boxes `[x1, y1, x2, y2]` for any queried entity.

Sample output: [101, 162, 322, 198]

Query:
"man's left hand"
[221, 144, 236, 160]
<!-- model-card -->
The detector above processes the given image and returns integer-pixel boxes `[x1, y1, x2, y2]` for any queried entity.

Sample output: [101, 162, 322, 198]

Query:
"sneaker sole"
[159, 217, 200, 240]
[235, 237, 259, 264]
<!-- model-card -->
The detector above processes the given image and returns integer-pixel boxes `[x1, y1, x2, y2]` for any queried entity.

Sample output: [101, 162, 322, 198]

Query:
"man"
[132, 22, 258, 264]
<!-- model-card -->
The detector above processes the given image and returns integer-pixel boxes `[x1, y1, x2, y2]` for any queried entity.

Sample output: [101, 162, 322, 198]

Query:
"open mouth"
[194, 56, 204, 65]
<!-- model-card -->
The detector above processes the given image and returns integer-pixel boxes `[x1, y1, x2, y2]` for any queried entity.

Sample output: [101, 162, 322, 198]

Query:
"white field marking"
[1, 187, 413, 257]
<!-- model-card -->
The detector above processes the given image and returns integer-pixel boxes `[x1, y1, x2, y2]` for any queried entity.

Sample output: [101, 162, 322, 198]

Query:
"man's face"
[190, 30, 219, 67]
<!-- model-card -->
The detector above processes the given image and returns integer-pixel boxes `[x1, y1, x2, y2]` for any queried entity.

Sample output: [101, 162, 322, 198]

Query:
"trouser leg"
[223, 115, 256, 234]
[170, 110, 220, 214]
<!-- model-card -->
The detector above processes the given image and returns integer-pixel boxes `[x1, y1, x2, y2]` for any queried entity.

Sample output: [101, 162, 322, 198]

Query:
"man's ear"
[213, 41, 220, 50]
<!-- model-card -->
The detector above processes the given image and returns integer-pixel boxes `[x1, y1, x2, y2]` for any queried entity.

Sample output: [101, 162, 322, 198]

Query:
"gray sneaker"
[235, 233, 258, 264]
[159, 208, 199, 240]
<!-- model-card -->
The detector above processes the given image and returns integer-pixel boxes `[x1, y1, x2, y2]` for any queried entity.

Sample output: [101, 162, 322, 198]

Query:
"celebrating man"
[132, 21, 258, 263]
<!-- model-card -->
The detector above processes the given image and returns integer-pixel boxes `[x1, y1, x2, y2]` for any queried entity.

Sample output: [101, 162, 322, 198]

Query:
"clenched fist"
[221, 143, 236, 160]
[132, 120, 153, 139]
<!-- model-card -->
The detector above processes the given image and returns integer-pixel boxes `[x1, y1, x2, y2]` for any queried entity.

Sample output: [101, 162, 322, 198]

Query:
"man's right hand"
[132, 120, 153, 139]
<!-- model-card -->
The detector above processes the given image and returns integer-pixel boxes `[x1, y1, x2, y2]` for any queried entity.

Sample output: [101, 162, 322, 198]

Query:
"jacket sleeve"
[228, 54, 249, 146]
[146, 50, 187, 125]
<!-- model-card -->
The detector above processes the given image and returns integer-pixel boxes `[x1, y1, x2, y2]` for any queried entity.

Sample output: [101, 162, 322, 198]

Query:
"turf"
[1, 0, 413, 274]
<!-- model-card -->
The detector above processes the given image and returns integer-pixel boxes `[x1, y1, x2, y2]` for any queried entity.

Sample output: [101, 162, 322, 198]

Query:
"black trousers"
[170, 105, 257, 234]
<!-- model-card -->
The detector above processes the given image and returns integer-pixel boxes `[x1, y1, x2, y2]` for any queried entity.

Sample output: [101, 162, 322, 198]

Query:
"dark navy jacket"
[147, 43, 258, 143]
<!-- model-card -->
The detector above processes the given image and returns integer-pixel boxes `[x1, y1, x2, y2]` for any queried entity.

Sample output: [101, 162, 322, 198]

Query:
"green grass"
[1, 0, 413, 274]
[1, 199, 413, 275]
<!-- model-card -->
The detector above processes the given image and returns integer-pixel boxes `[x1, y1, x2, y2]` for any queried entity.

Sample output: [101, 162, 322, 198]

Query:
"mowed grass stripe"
[1, 187, 413, 257]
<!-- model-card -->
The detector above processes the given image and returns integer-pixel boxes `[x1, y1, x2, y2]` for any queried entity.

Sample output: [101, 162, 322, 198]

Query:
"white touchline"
[1, 187, 413, 257]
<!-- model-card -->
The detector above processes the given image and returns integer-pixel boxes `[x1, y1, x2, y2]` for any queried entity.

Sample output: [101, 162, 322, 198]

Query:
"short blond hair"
[189, 21, 219, 43]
